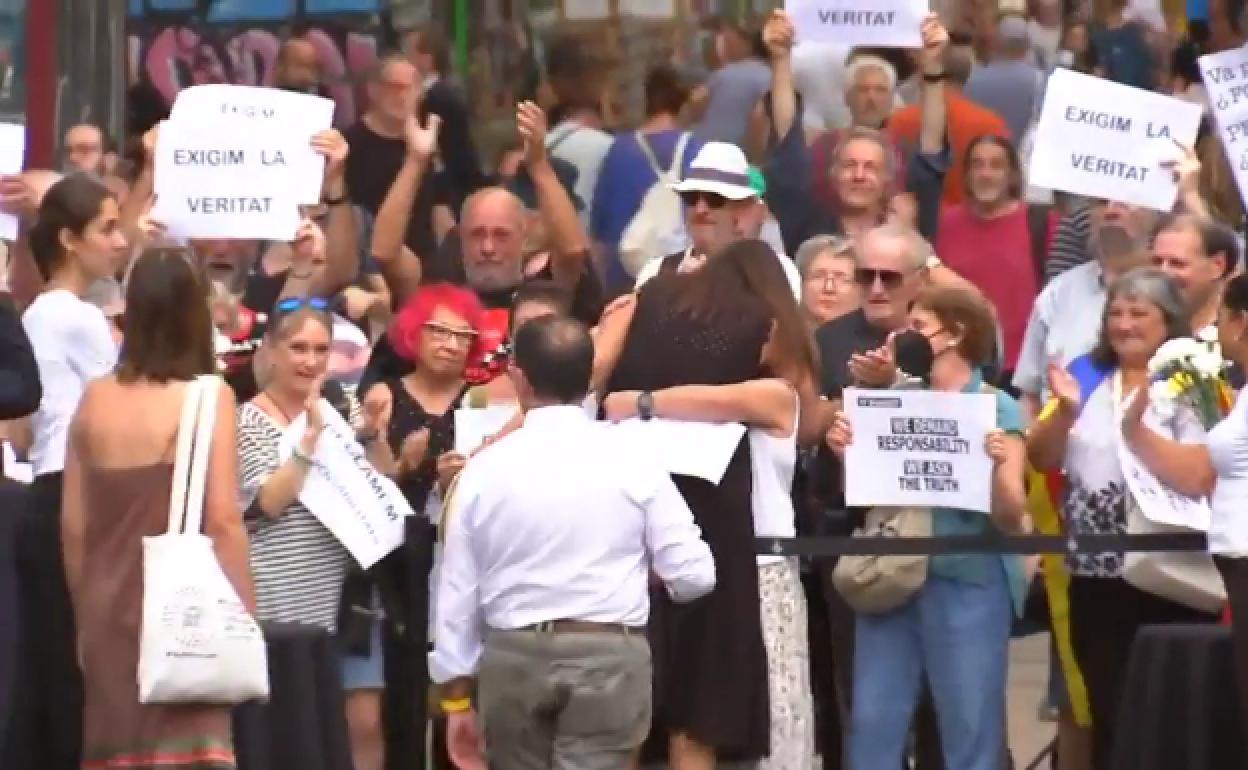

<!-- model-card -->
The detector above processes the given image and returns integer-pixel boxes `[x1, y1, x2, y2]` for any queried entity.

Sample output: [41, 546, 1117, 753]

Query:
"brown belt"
[519, 620, 644, 635]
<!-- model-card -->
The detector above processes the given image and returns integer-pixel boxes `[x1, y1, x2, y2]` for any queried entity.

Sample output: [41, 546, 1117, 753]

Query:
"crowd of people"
[3, 1, 1248, 769]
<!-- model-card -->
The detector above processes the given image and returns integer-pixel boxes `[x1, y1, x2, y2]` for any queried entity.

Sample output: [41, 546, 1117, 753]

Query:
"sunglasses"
[679, 190, 728, 210]
[853, 268, 906, 290]
[274, 296, 331, 315]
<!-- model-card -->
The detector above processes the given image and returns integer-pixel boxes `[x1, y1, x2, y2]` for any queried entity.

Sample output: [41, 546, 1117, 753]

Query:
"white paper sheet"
[785, 0, 925, 47]
[610, 418, 746, 485]
[1029, 68, 1201, 211]
[843, 388, 995, 513]
[279, 401, 411, 569]
[0, 123, 25, 241]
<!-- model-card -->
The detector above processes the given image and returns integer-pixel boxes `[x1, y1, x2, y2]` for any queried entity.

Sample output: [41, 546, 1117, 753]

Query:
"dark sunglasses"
[679, 190, 728, 210]
[853, 267, 906, 290]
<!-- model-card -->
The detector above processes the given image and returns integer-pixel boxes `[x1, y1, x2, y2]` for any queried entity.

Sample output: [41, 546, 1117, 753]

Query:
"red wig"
[388, 283, 488, 364]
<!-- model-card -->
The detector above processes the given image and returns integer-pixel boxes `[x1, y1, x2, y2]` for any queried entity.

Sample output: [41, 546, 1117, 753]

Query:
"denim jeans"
[847, 571, 1011, 770]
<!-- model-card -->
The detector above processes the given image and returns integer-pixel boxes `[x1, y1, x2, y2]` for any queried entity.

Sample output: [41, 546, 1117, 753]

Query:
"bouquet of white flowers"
[1146, 334, 1233, 429]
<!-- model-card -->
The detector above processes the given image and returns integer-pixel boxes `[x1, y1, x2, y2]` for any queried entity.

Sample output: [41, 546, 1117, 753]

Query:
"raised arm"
[310, 129, 359, 296]
[517, 101, 590, 287]
[369, 114, 442, 304]
[764, 11, 797, 145]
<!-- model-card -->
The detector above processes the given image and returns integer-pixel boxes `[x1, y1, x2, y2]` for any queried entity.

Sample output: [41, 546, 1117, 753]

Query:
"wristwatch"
[637, 391, 655, 421]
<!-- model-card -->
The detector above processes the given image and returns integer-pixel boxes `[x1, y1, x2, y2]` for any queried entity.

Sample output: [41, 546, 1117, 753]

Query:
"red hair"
[388, 283, 488, 364]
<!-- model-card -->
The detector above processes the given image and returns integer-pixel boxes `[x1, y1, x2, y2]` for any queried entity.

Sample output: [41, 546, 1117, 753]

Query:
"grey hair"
[795, 235, 856, 276]
[832, 126, 896, 184]
[845, 55, 898, 92]
[1090, 267, 1191, 366]
[858, 223, 933, 272]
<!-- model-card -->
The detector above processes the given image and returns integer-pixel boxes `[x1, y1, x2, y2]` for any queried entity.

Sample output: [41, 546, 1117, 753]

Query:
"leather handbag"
[832, 506, 932, 614]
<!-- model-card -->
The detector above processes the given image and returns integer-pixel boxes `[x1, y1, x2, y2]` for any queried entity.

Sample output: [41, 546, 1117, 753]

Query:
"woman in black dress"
[597, 246, 773, 767]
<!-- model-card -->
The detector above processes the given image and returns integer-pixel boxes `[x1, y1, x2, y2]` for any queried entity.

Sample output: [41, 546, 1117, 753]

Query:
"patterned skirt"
[757, 558, 816, 770]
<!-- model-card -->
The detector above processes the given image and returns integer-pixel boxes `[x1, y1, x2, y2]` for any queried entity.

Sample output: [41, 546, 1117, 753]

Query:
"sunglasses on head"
[679, 190, 729, 210]
[853, 267, 906, 290]
[274, 296, 331, 315]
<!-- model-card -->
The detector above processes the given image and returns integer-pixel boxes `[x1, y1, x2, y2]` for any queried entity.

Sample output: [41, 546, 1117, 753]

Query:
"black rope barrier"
[755, 532, 1209, 557]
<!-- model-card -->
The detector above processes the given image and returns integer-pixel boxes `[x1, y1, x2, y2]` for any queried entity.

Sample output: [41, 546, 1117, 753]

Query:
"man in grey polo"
[430, 316, 716, 769]
[1013, 198, 1158, 417]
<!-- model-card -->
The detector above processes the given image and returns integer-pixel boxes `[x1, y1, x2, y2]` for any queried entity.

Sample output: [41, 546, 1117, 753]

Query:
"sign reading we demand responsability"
[1029, 68, 1201, 211]
[785, 0, 924, 47]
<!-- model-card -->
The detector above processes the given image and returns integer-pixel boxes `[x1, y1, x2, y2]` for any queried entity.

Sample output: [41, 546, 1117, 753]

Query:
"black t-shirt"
[358, 257, 605, 396]
[344, 120, 452, 262]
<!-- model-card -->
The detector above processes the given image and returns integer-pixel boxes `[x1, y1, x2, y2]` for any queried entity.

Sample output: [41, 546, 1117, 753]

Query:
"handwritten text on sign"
[844, 388, 995, 512]
[1028, 68, 1201, 210]
[280, 400, 412, 569]
[784, 0, 924, 47]
[1200, 47, 1248, 210]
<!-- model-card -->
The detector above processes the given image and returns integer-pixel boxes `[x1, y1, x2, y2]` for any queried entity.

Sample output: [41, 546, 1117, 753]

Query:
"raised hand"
[516, 101, 549, 167]
[1046, 362, 1080, 416]
[405, 113, 442, 161]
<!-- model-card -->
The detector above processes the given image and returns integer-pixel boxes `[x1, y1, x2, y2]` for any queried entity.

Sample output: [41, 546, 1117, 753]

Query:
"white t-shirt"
[546, 121, 614, 229]
[1209, 387, 1248, 557]
[22, 289, 118, 476]
[634, 246, 803, 301]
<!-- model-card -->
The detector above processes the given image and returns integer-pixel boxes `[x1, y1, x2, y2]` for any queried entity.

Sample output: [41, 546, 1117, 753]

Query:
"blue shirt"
[590, 130, 702, 292]
[929, 370, 1028, 616]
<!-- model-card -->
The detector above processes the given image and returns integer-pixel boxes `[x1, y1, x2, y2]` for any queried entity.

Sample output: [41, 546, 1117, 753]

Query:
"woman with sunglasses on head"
[6, 174, 127, 770]
[61, 248, 253, 770]
[826, 284, 1028, 770]
[350, 283, 485, 770]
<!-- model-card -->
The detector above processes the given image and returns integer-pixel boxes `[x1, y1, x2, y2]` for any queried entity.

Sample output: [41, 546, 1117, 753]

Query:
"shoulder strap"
[1068, 353, 1112, 408]
[666, 132, 691, 176]
[634, 131, 665, 178]
[167, 376, 221, 535]
[547, 123, 581, 154]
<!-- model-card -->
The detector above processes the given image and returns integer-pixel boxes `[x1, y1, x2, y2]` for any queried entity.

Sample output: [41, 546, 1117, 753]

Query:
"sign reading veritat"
[785, 0, 925, 47]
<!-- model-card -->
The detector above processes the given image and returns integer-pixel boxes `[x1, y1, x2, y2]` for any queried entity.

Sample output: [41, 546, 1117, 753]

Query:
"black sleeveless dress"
[606, 276, 772, 761]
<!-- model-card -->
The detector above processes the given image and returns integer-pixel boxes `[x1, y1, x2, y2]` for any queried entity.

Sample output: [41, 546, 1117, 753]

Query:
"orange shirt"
[888, 90, 1010, 206]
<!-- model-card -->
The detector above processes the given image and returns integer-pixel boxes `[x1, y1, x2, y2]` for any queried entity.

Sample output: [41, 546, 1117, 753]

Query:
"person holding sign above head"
[826, 284, 1027, 770]
[1026, 268, 1221, 770]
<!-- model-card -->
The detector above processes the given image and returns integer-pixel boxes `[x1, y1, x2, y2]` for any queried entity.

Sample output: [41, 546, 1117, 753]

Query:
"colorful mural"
[127, 0, 390, 127]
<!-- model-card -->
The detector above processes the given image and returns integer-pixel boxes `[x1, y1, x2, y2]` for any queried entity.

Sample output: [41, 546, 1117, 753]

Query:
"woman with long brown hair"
[603, 239, 819, 769]
[62, 247, 253, 769]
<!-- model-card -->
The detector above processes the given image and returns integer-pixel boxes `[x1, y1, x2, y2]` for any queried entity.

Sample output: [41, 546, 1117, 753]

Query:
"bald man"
[61, 125, 104, 175]
[275, 37, 322, 95]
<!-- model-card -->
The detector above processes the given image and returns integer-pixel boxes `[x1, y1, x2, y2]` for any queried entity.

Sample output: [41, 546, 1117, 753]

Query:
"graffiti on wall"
[127, 0, 393, 127]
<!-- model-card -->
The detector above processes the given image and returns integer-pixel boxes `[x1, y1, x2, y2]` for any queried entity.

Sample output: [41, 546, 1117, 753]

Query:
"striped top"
[237, 401, 350, 632]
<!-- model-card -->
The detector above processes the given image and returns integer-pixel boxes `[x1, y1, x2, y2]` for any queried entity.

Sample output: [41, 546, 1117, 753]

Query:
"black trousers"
[1068, 575, 1218, 770]
[1215, 556, 1248, 752]
[2, 473, 82, 770]
[0, 480, 24, 746]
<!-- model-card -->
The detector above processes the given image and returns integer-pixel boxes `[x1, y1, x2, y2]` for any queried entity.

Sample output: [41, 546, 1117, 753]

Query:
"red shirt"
[889, 91, 1010, 206]
[935, 203, 1037, 370]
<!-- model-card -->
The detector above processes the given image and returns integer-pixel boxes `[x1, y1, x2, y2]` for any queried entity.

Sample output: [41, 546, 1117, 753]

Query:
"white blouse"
[1209, 387, 1248, 557]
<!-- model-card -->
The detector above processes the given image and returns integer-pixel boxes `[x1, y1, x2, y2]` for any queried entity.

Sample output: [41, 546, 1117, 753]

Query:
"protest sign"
[1028, 68, 1201, 210]
[152, 122, 303, 240]
[1118, 440, 1211, 531]
[170, 84, 334, 203]
[280, 400, 411, 569]
[785, 0, 924, 47]
[0, 123, 24, 240]
[455, 406, 519, 454]
[1200, 47, 1248, 208]
[843, 388, 995, 512]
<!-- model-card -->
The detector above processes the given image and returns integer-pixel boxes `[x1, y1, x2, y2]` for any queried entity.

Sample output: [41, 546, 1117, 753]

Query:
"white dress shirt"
[429, 404, 715, 684]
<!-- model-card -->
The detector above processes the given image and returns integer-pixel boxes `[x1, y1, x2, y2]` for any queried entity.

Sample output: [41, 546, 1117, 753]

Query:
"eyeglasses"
[679, 190, 728, 210]
[805, 270, 855, 288]
[423, 321, 479, 346]
[853, 267, 906, 290]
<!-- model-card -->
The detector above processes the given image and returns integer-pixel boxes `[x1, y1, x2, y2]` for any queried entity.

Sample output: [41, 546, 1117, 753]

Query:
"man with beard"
[274, 36, 326, 97]
[362, 100, 601, 393]
[1013, 197, 1159, 417]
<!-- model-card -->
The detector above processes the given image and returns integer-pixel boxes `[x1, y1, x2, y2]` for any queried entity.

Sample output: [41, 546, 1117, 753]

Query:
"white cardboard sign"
[1200, 46, 1248, 211]
[1029, 68, 1201, 211]
[785, 0, 925, 47]
[280, 401, 412, 569]
[843, 388, 996, 512]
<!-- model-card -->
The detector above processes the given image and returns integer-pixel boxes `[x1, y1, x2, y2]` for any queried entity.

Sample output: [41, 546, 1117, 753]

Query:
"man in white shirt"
[431, 315, 716, 769]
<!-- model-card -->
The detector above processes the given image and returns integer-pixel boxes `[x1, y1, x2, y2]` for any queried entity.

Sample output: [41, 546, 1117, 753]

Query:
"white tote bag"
[1122, 497, 1227, 614]
[138, 375, 269, 704]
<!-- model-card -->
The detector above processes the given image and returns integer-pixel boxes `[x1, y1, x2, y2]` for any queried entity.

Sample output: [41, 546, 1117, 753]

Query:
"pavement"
[1008, 633, 1058, 769]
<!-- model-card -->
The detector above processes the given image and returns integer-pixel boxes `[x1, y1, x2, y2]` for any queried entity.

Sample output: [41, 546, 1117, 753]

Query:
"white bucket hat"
[671, 141, 757, 201]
